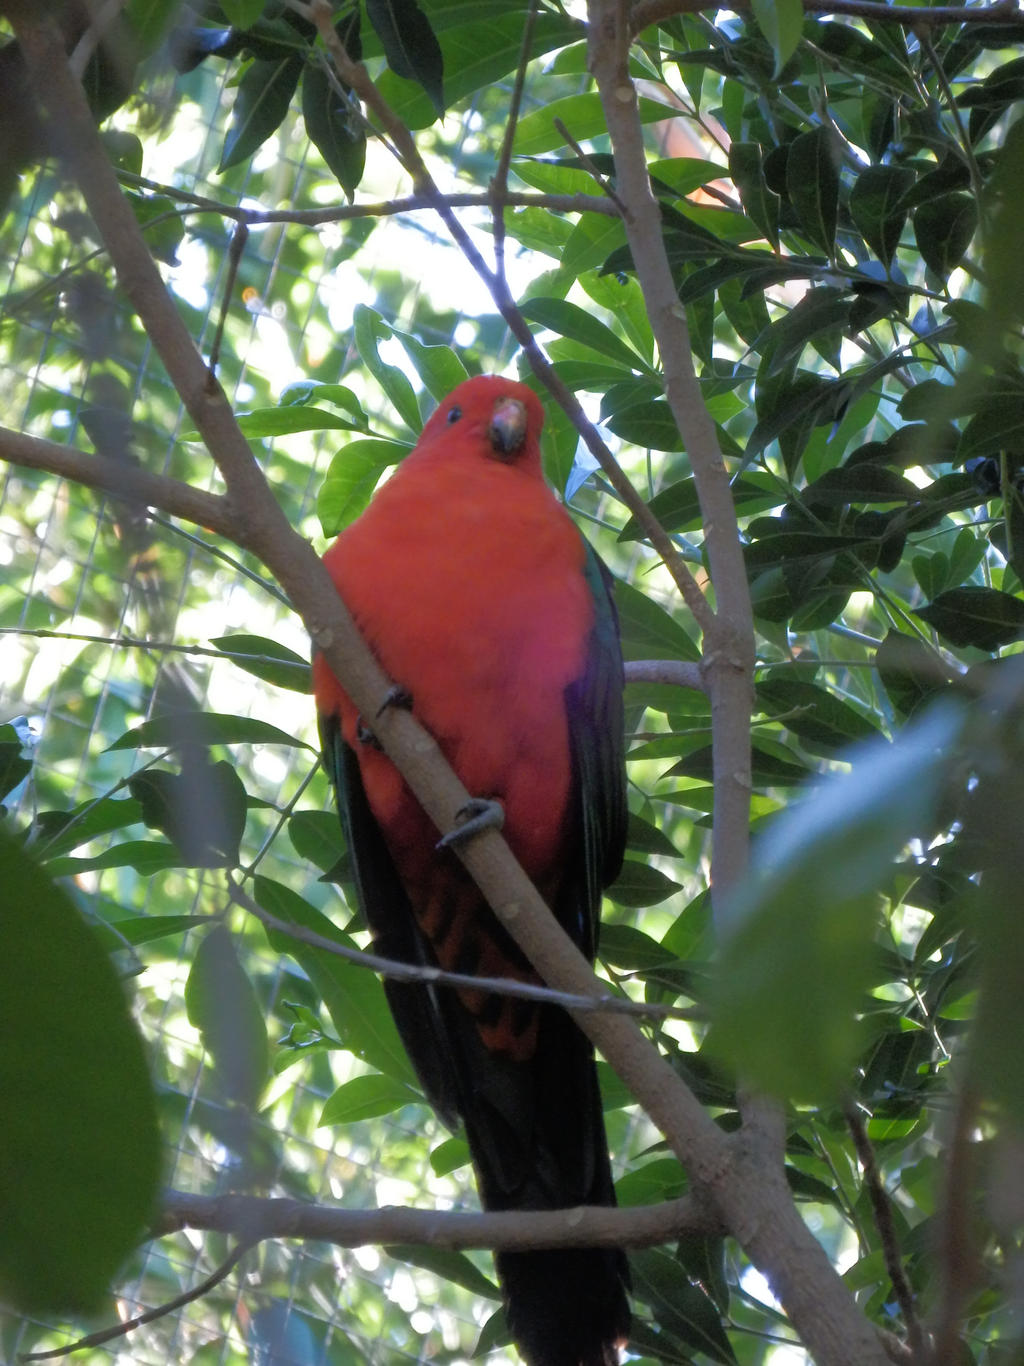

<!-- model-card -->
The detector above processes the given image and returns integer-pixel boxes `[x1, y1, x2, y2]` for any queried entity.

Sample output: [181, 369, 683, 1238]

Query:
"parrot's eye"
[446, 405, 462, 424]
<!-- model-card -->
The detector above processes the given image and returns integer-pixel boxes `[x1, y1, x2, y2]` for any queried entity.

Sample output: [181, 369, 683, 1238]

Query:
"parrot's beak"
[489, 397, 528, 456]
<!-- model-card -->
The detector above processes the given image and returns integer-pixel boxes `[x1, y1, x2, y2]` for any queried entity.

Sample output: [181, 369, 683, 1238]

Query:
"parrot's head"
[417, 375, 546, 475]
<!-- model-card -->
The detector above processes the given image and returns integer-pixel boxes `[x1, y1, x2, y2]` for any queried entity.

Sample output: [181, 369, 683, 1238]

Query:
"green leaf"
[376, 12, 580, 131]
[613, 577, 701, 662]
[914, 193, 978, 277]
[561, 214, 628, 276]
[519, 298, 646, 372]
[391, 327, 469, 400]
[760, 286, 851, 378]
[186, 926, 269, 1108]
[353, 305, 423, 431]
[749, 0, 804, 77]
[915, 586, 1024, 651]
[606, 859, 681, 908]
[605, 400, 683, 452]
[317, 439, 409, 537]
[849, 164, 915, 267]
[619, 472, 778, 539]
[631, 1249, 738, 1365]
[386, 1245, 500, 1301]
[320, 1073, 420, 1125]
[664, 741, 812, 788]
[302, 12, 366, 199]
[0, 832, 160, 1313]
[182, 407, 361, 442]
[128, 760, 247, 868]
[757, 677, 882, 755]
[288, 810, 347, 874]
[615, 1156, 687, 1206]
[366, 0, 444, 117]
[957, 390, 1024, 461]
[91, 913, 208, 951]
[210, 635, 312, 692]
[599, 921, 679, 969]
[279, 382, 371, 428]
[429, 1135, 470, 1176]
[255, 877, 415, 1084]
[108, 712, 310, 751]
[728, 142, 779, 248]
[711, 706, 963, 1100]
[220, 0, 264, 25]
[513, 92, 678, 157]
[875, 632, 956, 718]
[786, 126, 840, 255]
[219, 54, 303, 172]
[626, 809, 684, 859]
[0, 737, 31, 804]
[29, 797, 145, 859]
[44, 840, 184, 877]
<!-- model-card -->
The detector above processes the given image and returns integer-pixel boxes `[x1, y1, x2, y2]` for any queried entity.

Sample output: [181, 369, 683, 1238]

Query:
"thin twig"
[116, 177, 622, 223]
[231, 878, 701, 1022]
[491, 0, 538, 275]
[844, 1099, 925, 1358]
[207, 218, 249, 382]
[553, 117, 628, 217]
[19, 1242, 254, 1362]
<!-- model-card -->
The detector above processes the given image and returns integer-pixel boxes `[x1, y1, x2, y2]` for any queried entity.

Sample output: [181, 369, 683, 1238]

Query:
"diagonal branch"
[0, 426, 233, 535]
[233, 878, 701, 1022]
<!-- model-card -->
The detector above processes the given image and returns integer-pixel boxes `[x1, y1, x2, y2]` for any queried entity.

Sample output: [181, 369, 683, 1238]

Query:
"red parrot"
[312, 374, 630, 1366]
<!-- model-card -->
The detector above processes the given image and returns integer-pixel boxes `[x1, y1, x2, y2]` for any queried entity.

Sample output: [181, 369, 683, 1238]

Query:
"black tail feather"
[499, 1246, 630, 1366]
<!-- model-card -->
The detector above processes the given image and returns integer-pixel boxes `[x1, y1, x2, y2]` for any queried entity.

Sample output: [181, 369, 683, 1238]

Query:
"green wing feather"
[559, 537, 627, 960]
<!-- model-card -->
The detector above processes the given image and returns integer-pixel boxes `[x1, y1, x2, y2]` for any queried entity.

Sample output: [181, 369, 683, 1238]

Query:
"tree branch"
[844, 1100, 923, 1357]
[587, 5, 890, 1365]
[19, 1242, 254, 1362]
[0, 426, 233, 536]
[120, 178, 623, 224]
[587, 0, 753, 910]
[232, 878, 701, 1022]
[154, 1187, 721, 1249]
[625, 658, 706, 691]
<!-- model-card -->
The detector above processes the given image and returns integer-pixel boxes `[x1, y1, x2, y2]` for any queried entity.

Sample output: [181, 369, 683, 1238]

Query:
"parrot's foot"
[376, 684, 413, 718]
[357, 686, 412, 748]
[355, 716, 382, 749]
[436, 797, 505, 850]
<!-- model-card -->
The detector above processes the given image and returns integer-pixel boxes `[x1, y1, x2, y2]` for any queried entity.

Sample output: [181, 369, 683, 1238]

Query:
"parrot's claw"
[376, 684, 413, 718]
[356, 716, 382, 750]
[436, 797, 505, 850]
